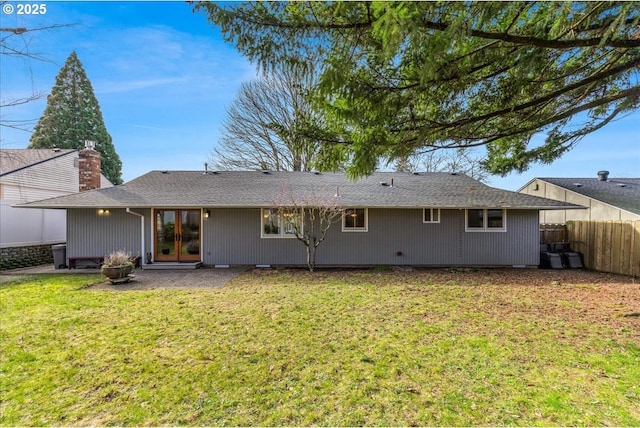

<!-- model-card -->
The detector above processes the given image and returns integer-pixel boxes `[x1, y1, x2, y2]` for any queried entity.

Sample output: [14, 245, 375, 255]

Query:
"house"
[518, 171, 640, 223]
[0, 148, 112, 269]
[18, 168, 583, 268]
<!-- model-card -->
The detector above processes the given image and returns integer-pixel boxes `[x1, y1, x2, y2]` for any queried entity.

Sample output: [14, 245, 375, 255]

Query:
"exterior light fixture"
[98, 209, 110, 215]
[204, 209, 211, 219]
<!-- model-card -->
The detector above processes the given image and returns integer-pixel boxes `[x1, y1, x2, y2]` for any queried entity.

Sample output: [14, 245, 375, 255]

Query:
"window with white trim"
[342, 208, 368, 232]
[466, 209, 506, 231]
[423, 208, 440, 223]
[261, 208, 299, 238]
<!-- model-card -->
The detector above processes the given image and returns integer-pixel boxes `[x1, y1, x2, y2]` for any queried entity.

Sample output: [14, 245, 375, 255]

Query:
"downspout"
[126, 208, 145, 266]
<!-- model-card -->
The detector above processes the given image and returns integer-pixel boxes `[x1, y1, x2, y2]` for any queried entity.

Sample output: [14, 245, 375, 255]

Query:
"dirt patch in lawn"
[247, 267, 640, 342]
[259, 266, 634, 286]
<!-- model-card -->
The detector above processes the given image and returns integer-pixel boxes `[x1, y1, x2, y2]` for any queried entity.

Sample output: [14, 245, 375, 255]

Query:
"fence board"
[631, 221, 640, 276]
[588, 221, 596, 268]
[594, 222, 605, 272]
[620, 222, 632, 276]
[566, 220, 639, 276]
[540, 224, 567, 244]
[611, 222, 622, 274]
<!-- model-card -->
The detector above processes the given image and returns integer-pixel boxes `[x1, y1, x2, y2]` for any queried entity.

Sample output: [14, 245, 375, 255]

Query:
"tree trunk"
[306, 241, 316, 272]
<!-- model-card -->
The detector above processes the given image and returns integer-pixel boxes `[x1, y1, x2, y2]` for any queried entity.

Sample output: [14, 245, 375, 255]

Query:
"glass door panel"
[155, 210, 177, 261]
[179, 210, 201, 261]
[154, 209, 201, 262]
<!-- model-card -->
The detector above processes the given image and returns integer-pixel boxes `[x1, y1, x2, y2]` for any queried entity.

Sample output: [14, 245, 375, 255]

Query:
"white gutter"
[126, 208, 145, 266]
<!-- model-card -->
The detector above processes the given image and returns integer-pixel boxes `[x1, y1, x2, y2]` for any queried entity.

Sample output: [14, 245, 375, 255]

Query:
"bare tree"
[210, 65, 329, 172]
[1, 16, 74, 132]
[272, 181, 342, 272]
[394, 149, 489, 182]
[0, 96, 42, 132]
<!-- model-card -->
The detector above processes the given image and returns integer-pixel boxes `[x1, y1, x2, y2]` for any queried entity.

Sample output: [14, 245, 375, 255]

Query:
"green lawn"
[1, 270, 639, 426]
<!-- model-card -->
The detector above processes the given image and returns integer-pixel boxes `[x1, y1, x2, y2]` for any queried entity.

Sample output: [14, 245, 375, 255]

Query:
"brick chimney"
[78, 141, 101, 192]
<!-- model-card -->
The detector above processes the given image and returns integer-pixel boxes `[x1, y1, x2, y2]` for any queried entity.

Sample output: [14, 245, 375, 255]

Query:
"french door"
[154, 209, 201, 262]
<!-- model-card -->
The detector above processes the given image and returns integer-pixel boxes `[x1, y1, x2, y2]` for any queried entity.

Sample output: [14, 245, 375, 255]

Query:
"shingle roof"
[18, 170, 583, 210]
[0, 149, 76, 176]
[540, 177, 640, 215]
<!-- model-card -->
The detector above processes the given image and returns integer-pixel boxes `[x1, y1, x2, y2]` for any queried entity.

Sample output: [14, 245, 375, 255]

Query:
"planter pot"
[102, 265, 133, 280]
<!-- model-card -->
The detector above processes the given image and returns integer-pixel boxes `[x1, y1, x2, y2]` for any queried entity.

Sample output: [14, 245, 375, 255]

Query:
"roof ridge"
[0, 148, 77, 177]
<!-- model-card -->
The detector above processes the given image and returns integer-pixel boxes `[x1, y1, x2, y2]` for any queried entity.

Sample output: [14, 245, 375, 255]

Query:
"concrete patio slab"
[0, 265, 250, 289]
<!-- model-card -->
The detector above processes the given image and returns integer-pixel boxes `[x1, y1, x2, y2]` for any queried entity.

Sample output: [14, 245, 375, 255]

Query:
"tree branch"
[418, 18, 640, 49]
[430, 56, 640, 131]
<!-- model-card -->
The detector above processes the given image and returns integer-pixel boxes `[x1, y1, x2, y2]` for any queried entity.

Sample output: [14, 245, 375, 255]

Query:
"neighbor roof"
[0, 149, 76, 176]
[538, 177, 640, 216]
[18, 170, 583, 210]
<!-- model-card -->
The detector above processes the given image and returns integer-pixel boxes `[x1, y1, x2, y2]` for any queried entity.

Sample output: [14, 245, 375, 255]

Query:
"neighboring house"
[0, 148, 112, 269]
[518, 171, 640, 223]
[19, 170, 582, 268]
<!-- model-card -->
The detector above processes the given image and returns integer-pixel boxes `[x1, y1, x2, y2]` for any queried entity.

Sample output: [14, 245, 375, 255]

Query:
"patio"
[0, 265, 250, 289]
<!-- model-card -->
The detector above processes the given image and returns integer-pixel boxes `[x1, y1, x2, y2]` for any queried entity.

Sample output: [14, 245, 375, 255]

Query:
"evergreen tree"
[195, 2, 640, 177]
[29, 51, 123, 184]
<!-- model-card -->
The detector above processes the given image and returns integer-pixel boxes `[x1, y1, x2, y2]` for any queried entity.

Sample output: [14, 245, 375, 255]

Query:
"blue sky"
[1, 1, 638, 190]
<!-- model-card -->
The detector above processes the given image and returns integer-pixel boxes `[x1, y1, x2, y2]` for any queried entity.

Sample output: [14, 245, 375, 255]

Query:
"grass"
[1, 270, 639, 426]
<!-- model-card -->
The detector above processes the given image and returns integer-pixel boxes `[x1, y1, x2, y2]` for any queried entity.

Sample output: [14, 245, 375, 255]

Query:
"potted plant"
[186, 240, 200, 254]
[101, 250, 135, 280]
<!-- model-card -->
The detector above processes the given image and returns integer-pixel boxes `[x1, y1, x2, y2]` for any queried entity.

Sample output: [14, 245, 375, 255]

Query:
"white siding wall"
[0, 200, 66, 247]
[0, 151, 113, 247]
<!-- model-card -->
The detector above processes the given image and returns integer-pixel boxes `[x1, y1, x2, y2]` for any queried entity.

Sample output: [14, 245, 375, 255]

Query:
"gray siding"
[203, 208, 540, 266]
[67, 208, 143, 258]
[316, 208, 460, 265]
[461, 210, 539, 265]
[67, 207, 540, 266]
[204, 208, 305, 265]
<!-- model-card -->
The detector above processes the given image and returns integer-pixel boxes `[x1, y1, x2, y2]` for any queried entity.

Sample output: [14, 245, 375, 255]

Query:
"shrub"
[102, 250, 134, 268]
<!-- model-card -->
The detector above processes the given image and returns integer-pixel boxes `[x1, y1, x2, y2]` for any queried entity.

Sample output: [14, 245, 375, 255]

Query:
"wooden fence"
[540, 223, 567, 244]
[566, 220, 640, 277]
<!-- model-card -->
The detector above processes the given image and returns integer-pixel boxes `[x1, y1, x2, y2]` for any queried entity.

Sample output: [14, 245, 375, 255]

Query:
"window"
[423, 208, 440, 223]
[261, 208, 299, 238]
[342, 208, 368, 232]
[486, 209, 504, 229]
[466, 209, 506, 231]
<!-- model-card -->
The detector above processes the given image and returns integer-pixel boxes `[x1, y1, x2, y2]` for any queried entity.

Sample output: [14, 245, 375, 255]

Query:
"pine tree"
[29, 51, 123, 184]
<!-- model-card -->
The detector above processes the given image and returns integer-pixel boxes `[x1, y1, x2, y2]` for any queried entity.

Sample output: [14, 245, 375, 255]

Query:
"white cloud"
[95, 76, 188, 94]
[77, 24, 255, 101]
